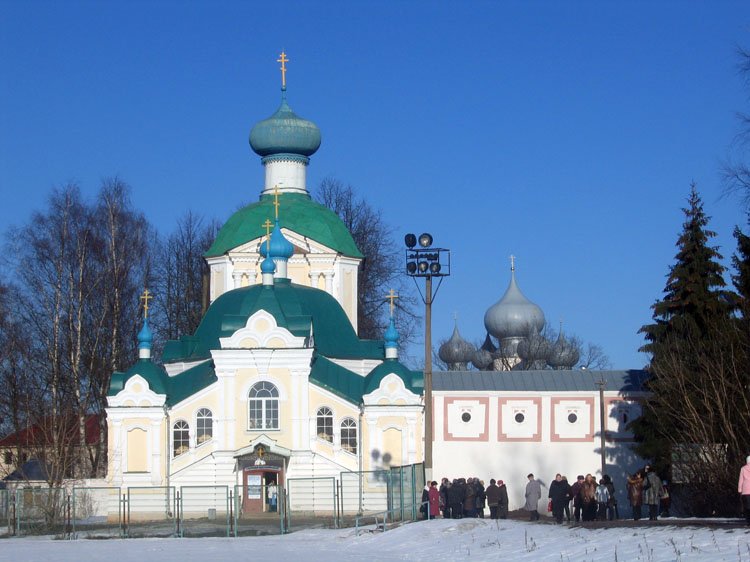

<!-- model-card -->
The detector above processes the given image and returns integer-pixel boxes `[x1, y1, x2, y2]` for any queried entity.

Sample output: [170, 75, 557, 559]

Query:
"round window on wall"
[568, 412, 578, 424]
[514, 412, 525, 423]
[461, 412, 471, 423]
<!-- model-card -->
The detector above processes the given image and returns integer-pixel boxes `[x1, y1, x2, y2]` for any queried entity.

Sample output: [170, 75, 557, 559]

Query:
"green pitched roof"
[205, 193, 363, 258]
[309, 354, 424, 404]
[162, 280, 383, 363]
[364, 359, 424, 396]
[108, 359, 218, 408]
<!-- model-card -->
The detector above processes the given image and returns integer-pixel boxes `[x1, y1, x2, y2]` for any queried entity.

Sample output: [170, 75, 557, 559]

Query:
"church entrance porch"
[242, 466, 284, 514]
[235, 441, 288, 516]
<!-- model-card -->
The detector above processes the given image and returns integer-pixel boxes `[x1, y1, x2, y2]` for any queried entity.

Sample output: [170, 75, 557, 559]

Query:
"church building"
[105, 54, 424, 513]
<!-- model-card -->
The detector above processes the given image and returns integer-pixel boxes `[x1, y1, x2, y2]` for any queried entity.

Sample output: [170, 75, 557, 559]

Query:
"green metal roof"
[205, 193, 363, 258]
[364, 359, 424, 396]
[108, 359, 218, 408]
[310, 354, 424, 404]
[162, 280, 383, 363]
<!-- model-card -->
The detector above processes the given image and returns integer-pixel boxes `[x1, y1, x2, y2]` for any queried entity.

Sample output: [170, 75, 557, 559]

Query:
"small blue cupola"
[138, 317, 153, 360]
[384, 289, 400, 360]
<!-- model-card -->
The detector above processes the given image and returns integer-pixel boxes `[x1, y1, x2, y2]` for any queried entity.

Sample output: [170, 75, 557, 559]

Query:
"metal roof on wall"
[432, 369, 649, 393]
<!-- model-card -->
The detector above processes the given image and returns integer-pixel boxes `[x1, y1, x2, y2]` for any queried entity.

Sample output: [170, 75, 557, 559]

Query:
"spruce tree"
[634, 185, 734, 493]
[732, 220, 750, 323]
[639, 184, 732, 354]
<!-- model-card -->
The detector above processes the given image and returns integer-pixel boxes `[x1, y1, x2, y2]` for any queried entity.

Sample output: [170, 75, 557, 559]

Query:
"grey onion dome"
[547, 332, 580, 369]
[516, 331, 551, 370]
[439, 323, 476, 370]
[472, 334, 495, 369]
[484, 265, 545, 340]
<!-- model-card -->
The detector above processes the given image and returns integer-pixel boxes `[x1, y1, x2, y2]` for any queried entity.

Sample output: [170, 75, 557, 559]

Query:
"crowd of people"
[421, 466, 669, 524]
[420, 457, 750, 525]
[420, 477, 509, 520]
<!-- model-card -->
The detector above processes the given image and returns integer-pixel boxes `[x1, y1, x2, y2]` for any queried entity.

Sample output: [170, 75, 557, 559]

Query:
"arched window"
[196, 408, 213, 445]
[173, 420, 190, 457]
[341, 418, 357, 454]
[316, 407, 333, 442]
[248, 382, 279, 430]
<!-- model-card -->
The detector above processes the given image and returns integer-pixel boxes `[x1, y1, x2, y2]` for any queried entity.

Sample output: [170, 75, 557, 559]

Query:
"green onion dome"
[249, 90, 321, 162]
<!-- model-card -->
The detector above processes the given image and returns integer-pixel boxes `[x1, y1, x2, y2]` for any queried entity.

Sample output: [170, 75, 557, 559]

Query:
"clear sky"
[2, 0, 749, 370]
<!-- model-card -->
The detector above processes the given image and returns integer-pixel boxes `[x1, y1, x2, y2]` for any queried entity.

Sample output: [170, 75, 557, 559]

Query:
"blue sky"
[2, 0, 749, 370]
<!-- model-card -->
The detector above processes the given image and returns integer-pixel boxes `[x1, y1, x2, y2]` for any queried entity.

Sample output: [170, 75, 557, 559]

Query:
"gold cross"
[140, 288, 153, 319]
[385, 289, 399, 316]
[277, 51, 289, 88]
[262, 219, 274, 253]
[273, 185, 281, 219]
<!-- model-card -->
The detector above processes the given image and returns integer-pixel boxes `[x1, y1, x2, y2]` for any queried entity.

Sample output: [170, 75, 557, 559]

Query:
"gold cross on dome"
[140, 288, 153, 319]
[277, 51, 289, 88]
[273, 185, 281, 219]
[385, 289, 399, 316]
[262, 219, 274, 253]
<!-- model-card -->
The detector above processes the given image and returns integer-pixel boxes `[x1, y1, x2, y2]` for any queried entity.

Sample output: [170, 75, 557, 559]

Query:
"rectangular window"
[3, 451, 12, 465]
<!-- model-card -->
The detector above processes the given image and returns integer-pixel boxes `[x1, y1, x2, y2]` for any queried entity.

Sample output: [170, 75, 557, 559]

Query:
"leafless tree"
[314, 177, 418, 347]
[151, 211, 219, 348]
[722, 47, 750, 208]
[639, 316, 750, 515]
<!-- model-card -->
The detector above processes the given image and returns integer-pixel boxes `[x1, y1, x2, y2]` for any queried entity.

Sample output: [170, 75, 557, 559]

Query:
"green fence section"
[126, 486, 176, 538]
[15, 487, 67, 537]
[2, 462, 425, 539]
[232, 484, 285, 536]
[178, 485, 230, 537]
[286, 477, 338, 531]
[72, 486, 122, 538]
[0, 489, 11, 535]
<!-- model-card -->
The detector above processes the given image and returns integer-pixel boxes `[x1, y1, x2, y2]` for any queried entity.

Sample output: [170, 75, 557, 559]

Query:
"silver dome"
[438, 323, 476, 371]
[484, 264, 545, 341]
[547, 332, 580, 369]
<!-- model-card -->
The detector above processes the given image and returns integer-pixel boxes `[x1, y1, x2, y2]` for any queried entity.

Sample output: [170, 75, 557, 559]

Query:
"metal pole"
[597, 379, 606, 477]
[424, 274, 433, 482]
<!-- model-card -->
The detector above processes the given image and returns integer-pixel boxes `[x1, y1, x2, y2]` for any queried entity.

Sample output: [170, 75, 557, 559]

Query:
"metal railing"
[2, 462, 425, 539]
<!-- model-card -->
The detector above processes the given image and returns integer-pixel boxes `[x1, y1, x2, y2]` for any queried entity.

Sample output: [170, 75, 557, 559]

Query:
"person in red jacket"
[428, 481, 441, 519]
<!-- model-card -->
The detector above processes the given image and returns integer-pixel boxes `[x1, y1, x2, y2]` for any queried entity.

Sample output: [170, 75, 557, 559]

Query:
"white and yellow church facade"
[105, 55, 648, 513]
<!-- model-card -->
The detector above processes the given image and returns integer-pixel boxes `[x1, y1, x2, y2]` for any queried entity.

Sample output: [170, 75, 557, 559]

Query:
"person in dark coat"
[497, 480, 509, 519]
[561, 476, 571, 522]
[475, 479, 486, 519]
[420, 484, 430, 519]
[448, 478, 465, 519]
[485, 479, 501, 519]
[603, 474, 617, 520]
[548, 473, 570, 524]
[439, 478, 451, 519]
[569, 475, 584, 522]
[464, 478, 477, 518]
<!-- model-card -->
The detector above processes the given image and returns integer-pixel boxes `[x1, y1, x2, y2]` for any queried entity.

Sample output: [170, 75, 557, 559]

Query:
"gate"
[126, 486, 176, 537]
[72, 486, 122, 538]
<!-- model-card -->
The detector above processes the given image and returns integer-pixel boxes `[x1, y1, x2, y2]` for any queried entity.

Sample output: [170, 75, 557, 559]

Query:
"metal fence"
[3, 462, 425, 539]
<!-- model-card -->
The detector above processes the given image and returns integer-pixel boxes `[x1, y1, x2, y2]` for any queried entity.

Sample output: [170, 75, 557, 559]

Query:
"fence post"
[10, 491, 16, 536]
[66, 494, 72, 539]
[175, 490, 181, 538]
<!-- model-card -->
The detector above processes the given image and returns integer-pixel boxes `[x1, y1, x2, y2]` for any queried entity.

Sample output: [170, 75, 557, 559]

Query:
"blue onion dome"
[260, 255, 276, 275]
[484, 264, 545, 340]
[259, 218, 294, 260]
[438, 323, 476, 370]
[138, 317, 153, 351]
[384, 317, 399, 350]
[516, 331, 551, 369]
[547, 332, 580, 369]
[249, 90, 321, 162]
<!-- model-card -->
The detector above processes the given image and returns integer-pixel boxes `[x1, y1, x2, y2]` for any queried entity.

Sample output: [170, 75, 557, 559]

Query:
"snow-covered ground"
[1, 518, 749, 562]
